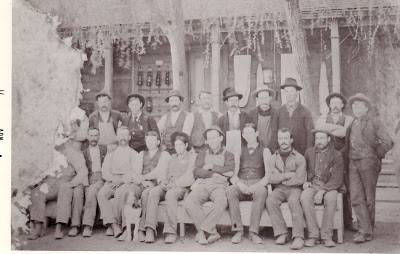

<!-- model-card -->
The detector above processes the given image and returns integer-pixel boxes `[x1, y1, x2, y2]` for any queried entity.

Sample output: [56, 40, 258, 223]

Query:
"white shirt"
[199, 108, 213, 129]
[228, 109, 241, 130]
[89, 145, 102, 172]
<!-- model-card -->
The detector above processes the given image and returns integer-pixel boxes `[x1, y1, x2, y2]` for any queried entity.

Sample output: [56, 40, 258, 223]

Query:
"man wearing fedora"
[249, 86, 277, 151]
[344, 93, 393, 243]
[122, 93, 159, 153]
[271, 78, 314, 155]
[184, 125, 235, 245]
[191, 91, 221, 152]
[301, 128, 344, 248]
[158, 90, 194, 154]
[89, 90, 123, 148]
[227, 123, 270, 244]
[316, 93, 356, 232]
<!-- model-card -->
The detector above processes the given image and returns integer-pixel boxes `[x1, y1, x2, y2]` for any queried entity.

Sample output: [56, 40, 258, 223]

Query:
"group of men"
[28, 77, 393, 250]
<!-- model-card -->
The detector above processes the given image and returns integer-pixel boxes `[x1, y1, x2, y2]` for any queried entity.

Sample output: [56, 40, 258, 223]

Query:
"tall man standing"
[249, 86, 276, 151]
[185, 126, 235, 245]
[316, 93, 356, 231]
[271, 78, 314, 154]
[344, 93, 393, 243]
[122, 93, 159, 153]
[191, 91, 220, 152]
[227, 123, 270, 244]
[266, 128, 306, 250]
[158, 90, 194, 154]
[89, 90, 123, 148]
[301, 128, 344, 248]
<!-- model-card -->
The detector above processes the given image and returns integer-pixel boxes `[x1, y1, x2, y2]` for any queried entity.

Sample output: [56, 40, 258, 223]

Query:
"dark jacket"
[304, 144, 344, 191]
[217, 110, 253, 145]
[83, 145, 108, 184]
[249, 106, 277, 150]
[271, 104, 314, 154]
[89, 110, 123, 133]
[344, 114, 394, 169]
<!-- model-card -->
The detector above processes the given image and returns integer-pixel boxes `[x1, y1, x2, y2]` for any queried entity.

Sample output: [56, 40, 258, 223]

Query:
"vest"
[349, 119, 375, 159]
[238, 145, 265, 180]
[191, 111, 219, 148]
[127, 113, 150, 152]
[142, 149, 162, 185]
[326, 114, 346, 150]
[163, 111, 187, 150]
[258, 115, 272, 148]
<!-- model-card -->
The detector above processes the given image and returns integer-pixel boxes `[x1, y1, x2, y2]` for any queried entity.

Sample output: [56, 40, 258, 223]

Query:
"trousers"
[30, 177, 84, 227]
[266, 186, 304, 239]
[226, 181, 268, 233]
[82, 181, 104, 227]
[349, 157, 380, 235]
[184, 185, 228, 234]
[300, 188, 337, 239]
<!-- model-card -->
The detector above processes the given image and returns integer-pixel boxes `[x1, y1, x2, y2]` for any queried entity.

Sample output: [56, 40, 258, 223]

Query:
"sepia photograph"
[6, 0, 400, 252]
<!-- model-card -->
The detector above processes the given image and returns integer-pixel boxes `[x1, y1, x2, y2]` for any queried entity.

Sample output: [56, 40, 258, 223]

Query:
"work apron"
[98, 119, 117, 146]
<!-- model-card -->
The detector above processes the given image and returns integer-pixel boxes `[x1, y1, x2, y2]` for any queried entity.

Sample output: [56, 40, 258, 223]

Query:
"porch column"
[330, 20, 341, 93]
[211, 24, 221, 112]
[104, 45, 114, 94]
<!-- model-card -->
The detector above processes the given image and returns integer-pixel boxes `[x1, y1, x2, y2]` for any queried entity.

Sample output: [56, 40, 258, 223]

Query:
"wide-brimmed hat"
[251, 85, 276, 99]
[222, 87, 243, 101]
[165, 90, 184, 103]
[95, 90, 112, 100]
[326, 93, 347, 108]
[170, 131, 192, 151]
[280, 78, 302, 91]
[203, 125, 225, 139]
[311, 128, 334, 138]
[347, 93, 372, 109]
[126, 93, 145, 108]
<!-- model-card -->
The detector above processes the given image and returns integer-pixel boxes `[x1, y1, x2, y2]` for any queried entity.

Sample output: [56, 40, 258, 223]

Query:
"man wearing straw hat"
[344, 93, 393, 243]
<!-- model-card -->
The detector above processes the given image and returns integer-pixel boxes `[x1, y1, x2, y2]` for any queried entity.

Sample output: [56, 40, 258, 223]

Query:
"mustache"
[279, 143, 288, 146]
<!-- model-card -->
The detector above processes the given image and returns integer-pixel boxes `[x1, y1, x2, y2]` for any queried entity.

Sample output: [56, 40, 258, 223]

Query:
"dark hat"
[170, 131, 192, 151]
[126, 93, 145, 108]
[203, 125, 225, 139]
[251, 85, 276, 99]
[348, 93, 372, 109]
[165, 90, 184, 103]
[222, 87, 243, 101]
[95, 90, 112, 100]
[311, 128, 333, 138]
[326, 93, 347, 108]
[280, 78, 303, 91]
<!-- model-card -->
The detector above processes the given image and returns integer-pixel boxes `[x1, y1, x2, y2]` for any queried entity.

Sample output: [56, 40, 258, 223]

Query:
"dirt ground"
[21, 202, 400, 253]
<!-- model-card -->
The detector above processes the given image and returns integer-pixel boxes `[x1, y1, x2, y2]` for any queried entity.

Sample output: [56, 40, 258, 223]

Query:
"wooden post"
[330, 20, 341, 93]
[211, 24, 221, 112]
[104, 45, 114, 94]
[131, 53, 136, 93]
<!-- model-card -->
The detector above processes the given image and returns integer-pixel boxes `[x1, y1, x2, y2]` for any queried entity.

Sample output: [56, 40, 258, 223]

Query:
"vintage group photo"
[10, 0, 400, 252]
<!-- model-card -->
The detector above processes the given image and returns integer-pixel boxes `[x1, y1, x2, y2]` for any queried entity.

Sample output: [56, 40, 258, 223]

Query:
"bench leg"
[337, 228, 343, 244]
[179, 223, 185, 238]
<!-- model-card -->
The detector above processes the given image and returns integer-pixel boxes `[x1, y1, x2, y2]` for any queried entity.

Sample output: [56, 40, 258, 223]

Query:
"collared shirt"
[228, 109, 241, 130]
[157, 110, 195, 136]
[285, 102, 298, 117]
[148, 148, 158, 159]
[247, 143, 259, 154]
[89, 145, 102, 172]
[131, 111, 142, 122]
[198, 108, 213, 129]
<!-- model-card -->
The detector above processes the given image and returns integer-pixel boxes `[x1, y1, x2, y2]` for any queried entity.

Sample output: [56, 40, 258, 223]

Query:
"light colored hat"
[252, 85, 276, 99]
[165, 90, 184, 103]
[348, 93, 372, 109]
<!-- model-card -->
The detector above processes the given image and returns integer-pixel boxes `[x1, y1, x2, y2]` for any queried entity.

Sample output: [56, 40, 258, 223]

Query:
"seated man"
[29, 119, 88, 240]
[185, 126, 235, 245]
[142, 131, 197, 244]
[301, 128, 344, 248]
[227, 123, 271, 244]
[97, 126, 143, 238]
[266, 128, 306, 250]
[81, 127, 108, 237]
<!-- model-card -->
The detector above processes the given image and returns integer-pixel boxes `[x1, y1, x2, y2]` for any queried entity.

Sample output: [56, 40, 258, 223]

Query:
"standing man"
[81, 127, 108, 237]
[184, 126, 235, 245]
[271, 78, 314, 154]
[316, 93, 356, 232]
[266, 128, 306, 250]
[89, 90, 123, 148]
[227, 123, 270, 244]
[191, 91, 220, 152]
[301, 128, 344, 248]
[97, 126, 143, 238]
[249, 86, 276, 151]
[122, 93, 159, 153]
[344, 93, 393, 243]
[158, 90, 194, 154]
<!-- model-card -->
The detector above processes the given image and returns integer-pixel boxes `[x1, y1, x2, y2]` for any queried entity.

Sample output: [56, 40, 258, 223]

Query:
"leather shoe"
[323, 239, 336, 247]
[345, 222, 358, 232]
[68, 226, 79, 237]
[106, 226, 114, 236]
[304, 237, 318, 247]
[145, 228, 155, 243]
[197, 230, 208, 245]
[207, 232, 221, 244]
[111, 223, 123, 238]
[54, 223, 64, 239]
[290, 237, 304, 250]
[249, 232, 262, 244]
[82, 226, 92, 237]
[231, 231, 243, 244]
[118, 230, 129, 241]
[275, 233, 288, 245]
[164, 233, 177, 244]
[353, 233, 372, 243]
